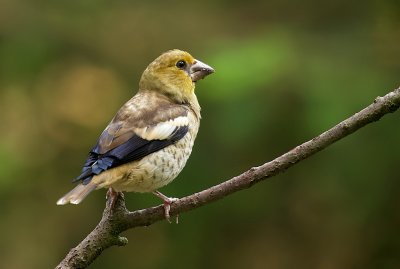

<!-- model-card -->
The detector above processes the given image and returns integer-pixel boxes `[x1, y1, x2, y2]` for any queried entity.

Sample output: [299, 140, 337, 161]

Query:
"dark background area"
[1, 1, 400, 268]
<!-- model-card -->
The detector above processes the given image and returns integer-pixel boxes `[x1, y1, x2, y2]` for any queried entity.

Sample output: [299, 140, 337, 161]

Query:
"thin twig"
[56, 87, 400, 269]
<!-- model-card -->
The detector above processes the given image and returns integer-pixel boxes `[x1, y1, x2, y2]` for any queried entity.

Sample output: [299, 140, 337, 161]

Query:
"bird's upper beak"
[190, 60, 214, 82]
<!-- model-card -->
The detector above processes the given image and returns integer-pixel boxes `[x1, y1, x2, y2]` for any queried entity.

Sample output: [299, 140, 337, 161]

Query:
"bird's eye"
[176, 60, 186, 69]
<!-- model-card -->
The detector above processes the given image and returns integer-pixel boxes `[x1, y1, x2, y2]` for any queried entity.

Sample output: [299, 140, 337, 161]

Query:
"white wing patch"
[136, 116, 189, 140]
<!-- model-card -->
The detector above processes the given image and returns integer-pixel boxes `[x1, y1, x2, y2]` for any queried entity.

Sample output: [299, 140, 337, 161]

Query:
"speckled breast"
[105, 114, 199, 193]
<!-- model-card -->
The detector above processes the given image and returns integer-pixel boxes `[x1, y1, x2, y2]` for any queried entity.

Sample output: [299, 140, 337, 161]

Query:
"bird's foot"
[106, 188, 121, 210]
[152, 191, 179, 223]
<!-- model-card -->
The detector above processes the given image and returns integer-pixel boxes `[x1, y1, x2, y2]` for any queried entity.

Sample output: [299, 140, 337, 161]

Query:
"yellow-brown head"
[139, 49, 214, 103]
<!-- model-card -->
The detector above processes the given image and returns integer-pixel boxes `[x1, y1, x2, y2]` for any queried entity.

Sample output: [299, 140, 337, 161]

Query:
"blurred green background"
[1, 0, 400, 268]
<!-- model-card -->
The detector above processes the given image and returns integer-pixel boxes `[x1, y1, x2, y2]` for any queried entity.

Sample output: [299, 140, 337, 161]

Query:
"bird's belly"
[102, 132, 195, 193]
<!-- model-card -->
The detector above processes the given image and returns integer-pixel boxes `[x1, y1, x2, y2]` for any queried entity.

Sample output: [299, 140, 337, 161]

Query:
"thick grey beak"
[190, 59, 214, 82]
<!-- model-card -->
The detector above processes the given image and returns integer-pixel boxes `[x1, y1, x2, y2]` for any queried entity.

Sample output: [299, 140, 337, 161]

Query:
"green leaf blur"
[0, 0, 399, 268]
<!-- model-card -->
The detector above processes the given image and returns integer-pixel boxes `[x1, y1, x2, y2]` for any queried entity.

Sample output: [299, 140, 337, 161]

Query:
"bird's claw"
[162, 197, 179, 223]
[106, 188, 120, 210]
[153, 191, 179, 223]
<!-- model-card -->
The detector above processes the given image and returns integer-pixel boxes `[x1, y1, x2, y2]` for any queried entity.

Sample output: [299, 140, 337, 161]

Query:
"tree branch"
[56, 87, 400, 269]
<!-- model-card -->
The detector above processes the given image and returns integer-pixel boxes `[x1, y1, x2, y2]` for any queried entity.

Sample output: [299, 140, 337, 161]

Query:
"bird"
[56, 49, 214, 221]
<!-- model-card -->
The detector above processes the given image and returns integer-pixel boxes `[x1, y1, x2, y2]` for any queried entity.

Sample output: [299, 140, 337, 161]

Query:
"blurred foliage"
[0, 0, 400, 268]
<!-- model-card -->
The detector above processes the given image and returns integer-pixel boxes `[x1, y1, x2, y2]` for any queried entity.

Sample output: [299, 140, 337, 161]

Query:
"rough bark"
[56, 87, 400, 269]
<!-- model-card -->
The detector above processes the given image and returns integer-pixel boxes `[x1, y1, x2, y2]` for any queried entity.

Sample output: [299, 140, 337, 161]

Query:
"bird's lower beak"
[190, 60, 214, 82]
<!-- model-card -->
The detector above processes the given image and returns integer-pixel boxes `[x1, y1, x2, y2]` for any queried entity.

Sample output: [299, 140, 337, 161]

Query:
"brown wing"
[74, 91, 190, 184]
[95, 91, 189, 154]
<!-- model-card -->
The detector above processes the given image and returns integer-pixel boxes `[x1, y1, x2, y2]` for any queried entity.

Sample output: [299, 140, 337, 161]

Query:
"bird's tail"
[56, 182, 98, 205]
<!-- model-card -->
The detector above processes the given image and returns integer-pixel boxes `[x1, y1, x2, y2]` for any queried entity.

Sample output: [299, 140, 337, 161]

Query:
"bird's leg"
[106, 187, 120, 210]
[152, 191, 179, 223]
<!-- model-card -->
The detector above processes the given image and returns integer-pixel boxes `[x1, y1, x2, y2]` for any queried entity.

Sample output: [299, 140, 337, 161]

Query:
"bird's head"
[139, 49, 214, 103]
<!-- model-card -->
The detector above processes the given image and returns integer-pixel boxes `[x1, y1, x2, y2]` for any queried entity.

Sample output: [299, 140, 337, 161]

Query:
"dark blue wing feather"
[73, 126, 188, 185]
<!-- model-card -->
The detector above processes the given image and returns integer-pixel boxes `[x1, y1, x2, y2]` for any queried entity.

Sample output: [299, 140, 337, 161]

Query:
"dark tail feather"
[56, 182, 97, 205]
